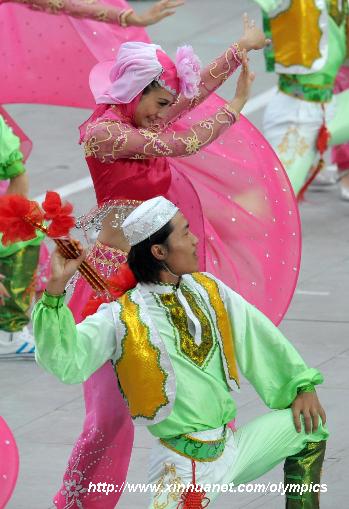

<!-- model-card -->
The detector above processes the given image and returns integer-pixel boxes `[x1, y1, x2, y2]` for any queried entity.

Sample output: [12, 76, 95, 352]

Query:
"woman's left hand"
[238, 12, 271, 52]
[135, 0, 185, 27]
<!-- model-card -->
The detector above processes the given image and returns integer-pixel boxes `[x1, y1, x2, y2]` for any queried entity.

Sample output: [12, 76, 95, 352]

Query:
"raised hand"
[239, 12, 270, 52]
[131, 0, 185, 27]
[46, 240, 86, 296]
[228, 50, 255, 114]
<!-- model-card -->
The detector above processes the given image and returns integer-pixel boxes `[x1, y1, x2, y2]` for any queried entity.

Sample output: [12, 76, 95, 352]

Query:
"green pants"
[0, 243, 40, 332]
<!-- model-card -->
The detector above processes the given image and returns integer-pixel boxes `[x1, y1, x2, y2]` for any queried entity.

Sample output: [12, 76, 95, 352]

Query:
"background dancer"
[254, 0, 349, 196]
[331, 62, 349, 200]
[0, 114, 48, 358]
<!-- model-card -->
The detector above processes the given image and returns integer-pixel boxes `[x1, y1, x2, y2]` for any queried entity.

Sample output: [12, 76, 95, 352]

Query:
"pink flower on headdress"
[175, 45, 201, 99]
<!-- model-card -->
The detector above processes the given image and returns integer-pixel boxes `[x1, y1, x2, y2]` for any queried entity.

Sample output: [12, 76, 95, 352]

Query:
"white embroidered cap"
[122, 196, 178, 246]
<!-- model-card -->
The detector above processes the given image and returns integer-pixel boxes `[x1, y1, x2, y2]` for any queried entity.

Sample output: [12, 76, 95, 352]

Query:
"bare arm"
[164, 13, 269, 123]
[5, 0, 184, 26]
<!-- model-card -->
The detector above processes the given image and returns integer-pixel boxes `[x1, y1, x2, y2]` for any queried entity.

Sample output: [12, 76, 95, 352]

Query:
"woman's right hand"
[230, 50, 255, 113]
[46, 240, 86, 296]
[238, 12, 270, 52]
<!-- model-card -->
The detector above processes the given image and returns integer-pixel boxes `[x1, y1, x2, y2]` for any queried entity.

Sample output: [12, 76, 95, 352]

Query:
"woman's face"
[134, 87, 175, 128]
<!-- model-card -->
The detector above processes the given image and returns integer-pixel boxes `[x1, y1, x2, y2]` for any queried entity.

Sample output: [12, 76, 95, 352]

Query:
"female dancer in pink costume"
[0, 416, 19, 508]
[53, 17, 302, 509]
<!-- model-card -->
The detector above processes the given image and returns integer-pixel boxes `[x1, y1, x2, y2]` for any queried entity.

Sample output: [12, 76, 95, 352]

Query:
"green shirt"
[32, 275, 323, 438]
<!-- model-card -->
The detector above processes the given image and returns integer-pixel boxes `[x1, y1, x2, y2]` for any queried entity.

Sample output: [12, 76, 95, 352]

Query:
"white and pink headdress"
[90, 41, 201, 104]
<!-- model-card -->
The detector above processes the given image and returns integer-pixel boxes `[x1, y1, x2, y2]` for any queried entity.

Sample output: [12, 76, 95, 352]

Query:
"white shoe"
[340, 184, 349, 201]
[0, 326, 35, 360]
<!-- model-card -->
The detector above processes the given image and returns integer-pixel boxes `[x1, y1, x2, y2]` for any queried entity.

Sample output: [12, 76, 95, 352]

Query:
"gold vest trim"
[115, 292, 168, 419]
[270, 0, 322, 69]
[192, 273, 240, 388]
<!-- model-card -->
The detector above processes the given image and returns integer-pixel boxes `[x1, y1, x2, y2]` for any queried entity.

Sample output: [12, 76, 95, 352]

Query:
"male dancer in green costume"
[33, 196, 328, 508]
[255, 0, 349, 195]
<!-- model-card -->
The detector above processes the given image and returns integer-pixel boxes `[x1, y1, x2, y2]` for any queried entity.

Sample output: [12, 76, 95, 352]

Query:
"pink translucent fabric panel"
[0, 416, 19, 508]
[0, 1, 149, 109]
[171, 95, 301, 325]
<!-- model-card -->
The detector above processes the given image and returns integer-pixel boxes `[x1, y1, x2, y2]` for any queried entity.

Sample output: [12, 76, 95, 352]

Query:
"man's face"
[134, 87, 175, 128]
[162, 212, 199, 275]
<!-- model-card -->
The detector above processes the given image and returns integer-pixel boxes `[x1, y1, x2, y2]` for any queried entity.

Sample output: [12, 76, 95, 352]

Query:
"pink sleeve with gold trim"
[84, 107, 238, 161]
[164, 44, 242, 124]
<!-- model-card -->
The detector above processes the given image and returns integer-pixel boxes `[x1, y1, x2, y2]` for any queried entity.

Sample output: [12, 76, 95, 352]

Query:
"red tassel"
[316, 122, 330, 154]
[297, 158, 325, 202]
[297, 109, 330, 202]
[176, 461, 210, 509]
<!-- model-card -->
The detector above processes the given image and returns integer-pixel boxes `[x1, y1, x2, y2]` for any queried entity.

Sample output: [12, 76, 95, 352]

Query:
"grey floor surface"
[1, 1, 348, 507]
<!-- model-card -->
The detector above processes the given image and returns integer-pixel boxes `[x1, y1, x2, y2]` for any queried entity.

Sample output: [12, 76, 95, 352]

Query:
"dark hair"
[128, 220, 174, 283]
[142, 80, 161, 95]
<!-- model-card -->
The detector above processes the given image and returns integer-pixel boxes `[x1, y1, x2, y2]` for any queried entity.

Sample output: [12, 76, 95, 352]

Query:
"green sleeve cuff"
[297, 383, 316, 394]
[6, 159, 26, 179]
[0, 150, 25, 180]
[42, 291, 66, 309]
[273, 368, 323, 409]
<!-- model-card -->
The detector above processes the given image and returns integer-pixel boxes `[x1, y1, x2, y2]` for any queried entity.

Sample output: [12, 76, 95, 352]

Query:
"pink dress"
[0, 416, 19, 508]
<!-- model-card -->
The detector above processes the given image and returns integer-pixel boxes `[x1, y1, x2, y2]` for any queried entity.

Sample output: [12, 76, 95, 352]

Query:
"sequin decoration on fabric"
[87, 240, 127, 279]
[284, 440, 326, 508]
[116, 292, 169, 419]
[158, 289, 215, 368]
[153, 463, 184, 509]
[160, 428, 227, 462]
[191, 273, 239, 388]
[55, 427, 120, 509]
